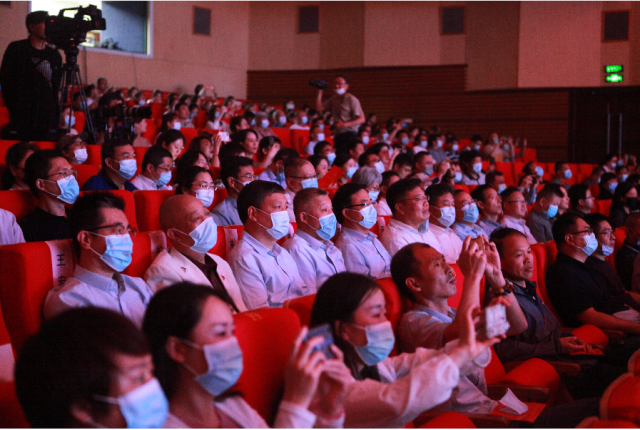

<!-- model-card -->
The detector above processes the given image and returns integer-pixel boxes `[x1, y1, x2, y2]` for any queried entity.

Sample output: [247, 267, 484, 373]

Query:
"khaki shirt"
[323, 92, 364, 134]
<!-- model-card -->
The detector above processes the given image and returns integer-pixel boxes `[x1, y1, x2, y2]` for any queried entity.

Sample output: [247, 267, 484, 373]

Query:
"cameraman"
[315, 75, 364, 152]
[0, 11, 62, 141]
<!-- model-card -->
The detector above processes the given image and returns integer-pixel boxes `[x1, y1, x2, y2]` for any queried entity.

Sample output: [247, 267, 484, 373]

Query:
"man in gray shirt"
[525, 184, 564, 244]
[315, 75, 365, 150]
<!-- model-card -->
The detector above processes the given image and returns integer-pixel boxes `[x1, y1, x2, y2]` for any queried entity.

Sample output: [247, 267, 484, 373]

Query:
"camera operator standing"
[0, 11, 62, 141]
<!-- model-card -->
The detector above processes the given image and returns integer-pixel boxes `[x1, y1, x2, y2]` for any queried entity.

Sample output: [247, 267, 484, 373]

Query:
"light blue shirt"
[44, 265, 153, 327]
[228, 231, 309, 309]
[282, 229, 346, 293]
[334, 226, 391, 279]
[211, 196, 242, 226]
[258, 167, 287, 189]
[451, 222, 488, 241]
[477, 217, 502, 238]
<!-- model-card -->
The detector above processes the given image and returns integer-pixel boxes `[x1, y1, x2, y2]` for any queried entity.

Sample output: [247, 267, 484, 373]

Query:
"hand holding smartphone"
[304, 324, 336, 359]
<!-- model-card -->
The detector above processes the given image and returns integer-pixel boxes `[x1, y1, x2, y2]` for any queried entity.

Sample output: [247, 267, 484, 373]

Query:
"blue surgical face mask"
[90, 233, 134, 272]
[369, 190, 380, 202]
[307, 212, 338, 240]
[44, 175, 80, 204]
[326, 152, 336, 165]
[621, 174, 629, 182]
[618, 160, 625, 167]
[420, 140, 428, 148]
[278, 116, 287, 125]
[346, 166, 357, 179]
[94, 378, 168, 429]
[362, 136, 370, 145]
[424, 165, 434, 176]
[172, 122, 182, 131]
[608, 182, 618, 193]
[115, 159, 137, 180]
[546, 204, 558, 218]
[195, 189, 214, 207]
[256, 208, 290, 240]
[573, 232, 598, 256]
[214, 111, 220, 118]
[401, 137, 410, 145]
[564, 169, 572, 179]
[452, 144, 459, 152]
[180, 216, 218, 253]
[437, 139, 444, 148]
[493, 136, 499, 145]
[455, 172, 462, 182]
[374, 161, 385, 174]
[181, 336, 244, 397]
[473, 144, 481, 151]
[462, 203, 480, 223]
[433, 205, 456, 227]
[261, 119, 269, 128]
[382, 133, 389, 140]
[155, 170, 172, 188]
[349, 204, 377, 230]
[301, 177, 319, 189]
[498, 183, 507, 193]
[535, 166, 544, 177]
[601, 243, 614, 256]
[301, 116, 308, 125]
[472, 163, 483, 174]
[349, 321, 395, 366]
[319, 124, 325, 131]
[316, 132, 325, 142]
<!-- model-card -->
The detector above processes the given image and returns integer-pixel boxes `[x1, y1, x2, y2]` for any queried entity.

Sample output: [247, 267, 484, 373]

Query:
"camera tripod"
[48, 46, 97, 144]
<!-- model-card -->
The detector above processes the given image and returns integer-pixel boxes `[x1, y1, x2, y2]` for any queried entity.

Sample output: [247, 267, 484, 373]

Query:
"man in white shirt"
[44, 192, 153, 327]
[375, 171, 400, 216]
[228, 180, 309, 309]
[304, 125, 325, 155]
[257, 147, 298, 189]
[471, 185, 503, 238]
[425, 184, 463, 263]
[282, 188, 346, 292]
[333, 183, 392, 279]
[380, 178, 442, 257]
[212, 156, 255, 226]
[0, 208, 25, 245]
[500, 186, 537, 244]
[144, 194, 246, 312]
[452, 189, 488, 241]
[284, 158, 318, 221]
[130, 146, 174, 191]
[175, 102, 194, 128]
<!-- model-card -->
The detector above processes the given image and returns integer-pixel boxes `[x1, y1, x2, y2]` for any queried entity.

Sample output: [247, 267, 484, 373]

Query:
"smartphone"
[484, 304, 510, 338]
[471, 237, 485, 251]
[218, 131, 230, 142]
[304, 323, 336, 359]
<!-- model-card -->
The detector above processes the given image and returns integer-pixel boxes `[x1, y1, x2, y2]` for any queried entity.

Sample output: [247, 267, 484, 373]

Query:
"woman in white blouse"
[143, 283, 351, 428]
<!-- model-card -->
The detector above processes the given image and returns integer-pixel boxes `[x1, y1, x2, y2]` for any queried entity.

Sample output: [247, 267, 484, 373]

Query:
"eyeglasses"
[237, 173, 258, 181]
[47, 168, 78, 179]
[290, 174, 319, 181]
[192, 182, 216, 190]
[87, 224, 137, 238]
[460, 199, 477, 207]
[368, 186, 381, 192]
[596, 229, 613, 236]
[346, 201, 374, 209]
[399, 195, 429, 204]
[570, 228, 593, 236]
[505, 200, 526, 204]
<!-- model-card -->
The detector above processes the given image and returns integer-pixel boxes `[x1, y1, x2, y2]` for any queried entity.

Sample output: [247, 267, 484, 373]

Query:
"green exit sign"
[605, 65, 623, 73]
[606, 73, 624, 83]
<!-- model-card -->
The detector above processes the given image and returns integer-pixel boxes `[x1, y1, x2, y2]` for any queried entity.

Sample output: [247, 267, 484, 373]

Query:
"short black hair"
[424, 183, 454, 206]
[24, 149, 66, 198]
[313, 141, 332, 156]
[368, 142, 390, 156]
[500, 186, 522, 202]
[568, 184, 590, 208]
[26, 11, 48, 30]
[155, 129, 185, 150]
[68, 192, 126, 255]
[600, 172, 617, 185]
[335, 74, 350, 84]
[308, 154, 327, 169]
[141, 145, 173, 172]
[176, 149, 207, 173]
[386, 178, 423, 216]
[584, 213, 609, 234]
[237, 180, 285, 224]
[220, 156, 254, 189]
[459, 150, 481, 165]
[274, 147, 299, 164]
[332, 182, 367, 224]
[101, 138, 134, 170]
[381, 170, 400, 187]
[358, 152, 375, 167]
[485, 170, 503, 186]
[554, 161, 568, 173]
[471, 184, 492, 203]
[537, 183, 564, 203]
[392, 153, 413, 168]
[293, 187, 329, 218]
[15, 307, 149, 428]
[333, 152, 353, 170]
[233, 129, 259, 146]
[1, 141, 40, 190]
[258, 135, 281, 157]
[551, 213, 582, 245]
[175, 166, 211, 195]
[219, 142, 247, 161]
[391, 243, 432, 302]
[489, 227, 526, 257]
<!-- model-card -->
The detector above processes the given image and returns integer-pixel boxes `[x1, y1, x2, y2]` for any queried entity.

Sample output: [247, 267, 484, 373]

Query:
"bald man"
[144, 195, 246, 312]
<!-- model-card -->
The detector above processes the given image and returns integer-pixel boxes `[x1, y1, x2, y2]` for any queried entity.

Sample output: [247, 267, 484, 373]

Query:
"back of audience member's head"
[258, 136, 281, 159]
[2, 141, 40, 190]
[351, 166, 381, 188]
[381, 170, 400, 188]
[386, 178, 423, 216]
[101, 138, 134, 171]
[274, 147, 300, 165]
[218, 142, 246, 161]
[489, 227, 526, 257]
[332, 182, 367, 224]
[551, 213, 583, 246]
[142, 283, 234, 401]
[141, 145, 173, 173]
[293, 187, 329, 220]
[23, 149, 66, 198]
[68, 192, 126, 255]
[237, 180, 285, 224]
[568, 184, 590, 209]
[220, 156, 254, 189]
[15, 307, 149, 428]
[391, 243, 433, 302]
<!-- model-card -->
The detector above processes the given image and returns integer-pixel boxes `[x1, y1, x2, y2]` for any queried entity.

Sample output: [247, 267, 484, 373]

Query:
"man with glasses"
[81, 138, 138, 192]
[380, 178, 441, 257]
[44, 192, 152, 327]
[525, 184, 564, 244]
[452, 189, 488, 241]
[546, 213, 640, 334]
[130, 146, 174, 191]
[333, 183, 391, 279]
[212, 156, 256, 226]
[257, 147, 298, 189]
[567, 184, 595, 217]
[425, 184, 463, 263]
[20, 149, 79, 242]
[471, 185, 503, 237]
[284, 158, 318, 221]
[500, 186, 537, 244]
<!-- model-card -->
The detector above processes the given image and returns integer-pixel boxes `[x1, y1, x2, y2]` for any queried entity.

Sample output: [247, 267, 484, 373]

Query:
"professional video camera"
[92, 95, 152, 142]
[103, 104, 153, 120]
[45, 5, 106, 52]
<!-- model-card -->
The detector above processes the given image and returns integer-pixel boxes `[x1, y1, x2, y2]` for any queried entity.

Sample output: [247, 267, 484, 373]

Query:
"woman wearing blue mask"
[309, 272, 503, 428]
[143, 283, 350, 428]
[332, 153, 358, 187]
[176, 166, 217, 209]
[351, 167, 382, 204]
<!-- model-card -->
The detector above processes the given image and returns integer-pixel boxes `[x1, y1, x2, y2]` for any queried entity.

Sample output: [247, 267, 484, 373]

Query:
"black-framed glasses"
[346, 201, 374, 209]
[47, 168, 78, 179]
[595, 229, 613, 236]
[570, 228, 593, 236]
[87, 223, 137, 238]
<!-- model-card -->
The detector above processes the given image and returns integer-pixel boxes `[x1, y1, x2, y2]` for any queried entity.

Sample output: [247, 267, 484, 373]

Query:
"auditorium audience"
[44, 192, 153, 326]
[175, 102, 194, 128]
[451, 189, 488, 240]
[15, 307, 168, 428]
[82, 139, 138, 191]
[56, 134, 88, 165]
[500, 186, 537, 244]
[518, 173, 539, 205]
[283, 188, 346, 292]
[425, 184, 463, 263]
[551, 161, 572, 191]
[609, 182, 639, 229]
[284, 157, 318, 221]
[374, 171, 400, 216]
[583, 165, 605, 186]
[176, 149, 209, 173]
[1, 141, 38, 190]
[380, 178, 440, 257]
[175, 166, 215, 208]
[471, 185, 503, 237]
[525, 184, 563, 243]
[459, 150, 485, 186]
[332, 183, 391, 279]
[131, 117, 151, 147]
[616, 213, 640, 291]
[212, 156, 255, 226]
[308, 154, 330, 181]
[228, 180, 309, 309]
[130, 146, 174, 191]
[19, 149, 77, 242]
[312, 140, 335, 162]
[567, 183, 595, 217]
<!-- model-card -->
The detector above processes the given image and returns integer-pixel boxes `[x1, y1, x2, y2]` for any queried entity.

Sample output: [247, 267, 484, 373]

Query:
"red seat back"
[0, 190, 38, 222]
[418, 411, 476, 428]
[74, 164, 98, 189]
[133, 190, 175, 232]
[0, 382, 29, 428]
[271, 128, 291, 148]
[290, 129, 310, 154]
[232, 308, 301, 424]
[180, 127, 198, 144]
[85, 144, 102, 166]
[597, 199, 613, 217]
[284, 294, 316, 327]
[122, 231, 167, 278]
[495, 162, 515, 186]
[601, 374, 640, 425]
[531, 242, 560, 320]
[371, 215, 391, 237]
[209, 225, 244, 260]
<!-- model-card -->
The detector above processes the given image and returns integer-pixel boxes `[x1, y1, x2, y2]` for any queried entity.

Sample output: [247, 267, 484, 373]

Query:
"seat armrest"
[413, 411, 511, 428]
[487, 383, 550, 404]
[601, 329, 625, 343]
[502, 359, 581, 376]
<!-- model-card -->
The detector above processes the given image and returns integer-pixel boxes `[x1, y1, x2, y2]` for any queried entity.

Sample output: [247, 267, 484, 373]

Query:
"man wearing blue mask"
[130, 146, 174, 191]
[471, 185, 504, 238]
[20, 149, 78, 242]
[229, 180, 309, 309]
[426, 184, 463, 264]
[257, 147, 298, 189]
[82, 138, 139, 191]
[212, 156, 255, 226]
[551, 161, 572, 191]
[525, 184, 564, 243]
[459, 150, 485, 186]
[485, 170, 507, 195]
[452, 189, 488, 241]
[333, 183, 392, 279]
[144, 195, 246, 312]
[283, 158, 318, 221]
[44, 192, 153, 327]
[283, 188, 346, 292]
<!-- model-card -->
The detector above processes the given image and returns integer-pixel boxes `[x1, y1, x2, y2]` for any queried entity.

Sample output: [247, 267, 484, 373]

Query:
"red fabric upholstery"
[522, 148, 537, 162]
[0, 190, 38, 222]
[133, 190, 175, 232]
[211, 187, 228, 211]
[122, 232, 167, 278]
[628, 349, 640, 376]
[232, 308, 301, 424]
[291, 129, 310, 154]
[601, 374, 640, 425]
[570, 324, 609, 349]
[180, 127, 198, 144]
[78, 190, 138, 231]
[284, 294, 316, 327]
[149, 102, 164, 119]
[495, 162, 515, 186]
[209, 225, 244, 260]
[597, 200, 613, 217]
[578, 417, 638, 428]
[271, 127, 291, 148]
[0, 382, 29, 428]
[371, 215, 391, 237]
[418, 411, 476, 428]
[376, 277, 404, 334]
[85, 144, 102, 166]
[453, 184, 470, 194]
[74, 164, 99, 189]
[531, 242, 561, 322]
[33, 141, 55, 150]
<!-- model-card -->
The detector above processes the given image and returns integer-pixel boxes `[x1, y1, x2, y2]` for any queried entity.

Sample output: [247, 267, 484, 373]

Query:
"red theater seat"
[417, 411, 476, 428]
[290, 129, 310, 154]
[74, 164, 99, 189]
[209, 225, 244, 260]
[133, 190, 175, 232]
[600, 373, 640, 426]
[284, 294, 316, 327]
[180, 127, 198, 143]
[85, 144, 102, 166]
[0, 190, 38, 222]
[596, 199, 613, 217]
[122, 232, 168, 278]
[0, 382, 29, 428]
[272, 127, 291, 148]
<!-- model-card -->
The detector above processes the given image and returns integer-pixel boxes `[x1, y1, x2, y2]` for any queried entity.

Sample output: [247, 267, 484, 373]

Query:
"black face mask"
[627, 197, 639, 211]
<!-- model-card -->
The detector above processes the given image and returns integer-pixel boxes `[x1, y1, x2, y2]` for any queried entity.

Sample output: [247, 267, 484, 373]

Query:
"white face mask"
[316, 132, 325, 142]
[73, 148, 88, 164]
[472, 162, 483, 174]
[434, 206, 456, 227]
[261, 119, 269, 128]
[335, 88, 346, 95]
